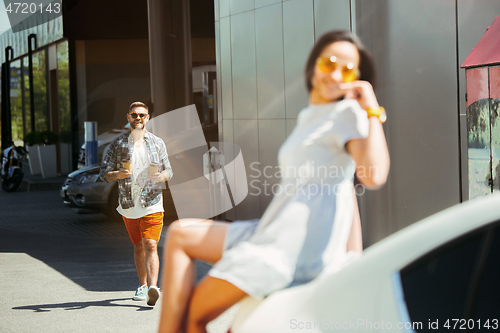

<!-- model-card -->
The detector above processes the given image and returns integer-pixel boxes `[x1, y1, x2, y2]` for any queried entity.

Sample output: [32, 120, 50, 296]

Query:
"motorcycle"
[1, 142, 28, 192]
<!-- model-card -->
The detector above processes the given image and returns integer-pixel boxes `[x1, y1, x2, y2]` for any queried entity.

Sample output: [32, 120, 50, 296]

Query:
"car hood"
[68, 165, 100, 178]
[80, 125, 130, 149]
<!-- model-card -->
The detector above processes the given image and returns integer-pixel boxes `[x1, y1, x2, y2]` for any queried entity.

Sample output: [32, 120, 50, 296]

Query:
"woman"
[158, 30, 390, 333]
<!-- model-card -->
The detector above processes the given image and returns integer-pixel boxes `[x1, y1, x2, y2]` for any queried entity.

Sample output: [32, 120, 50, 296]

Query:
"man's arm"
[104, 169, 132, 182]
[158, 140, 173, 181]
[100, 138, 124, 182]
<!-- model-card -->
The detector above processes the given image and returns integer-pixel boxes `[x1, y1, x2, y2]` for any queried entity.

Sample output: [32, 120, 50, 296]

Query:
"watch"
[365, 107, 387, 123]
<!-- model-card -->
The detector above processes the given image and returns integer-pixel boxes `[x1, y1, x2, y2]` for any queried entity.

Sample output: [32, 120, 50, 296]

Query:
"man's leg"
[123, 216, 148, 288]
[142, 238, 159, 287]
[140, 212, 164, 306]
[133, 241, 148, 287]
[123, 216, 149, 300]
[140, 212, 164, 287]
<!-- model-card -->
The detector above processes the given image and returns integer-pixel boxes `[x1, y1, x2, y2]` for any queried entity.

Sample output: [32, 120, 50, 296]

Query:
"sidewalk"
[20, 172, 67, 191]
[19, 163, 67, 192]
[1, 172, 238, 333]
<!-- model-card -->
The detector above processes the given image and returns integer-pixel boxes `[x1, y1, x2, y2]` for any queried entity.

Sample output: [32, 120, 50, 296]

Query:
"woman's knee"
[165, 218, 224, 263]
[166, 219, 191, 247]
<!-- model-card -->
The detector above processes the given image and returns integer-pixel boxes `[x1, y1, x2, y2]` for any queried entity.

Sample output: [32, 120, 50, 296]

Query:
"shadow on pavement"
[0, 190, 211, 293]
[12, 298, 153, 312]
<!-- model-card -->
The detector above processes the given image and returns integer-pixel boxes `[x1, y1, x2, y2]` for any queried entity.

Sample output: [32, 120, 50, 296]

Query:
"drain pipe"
[28, 34, 37, 133]
[1, 46, 14, 151]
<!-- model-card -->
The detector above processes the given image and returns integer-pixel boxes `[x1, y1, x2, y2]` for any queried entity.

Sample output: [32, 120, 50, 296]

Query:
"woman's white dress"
[209, 99, 369, 298]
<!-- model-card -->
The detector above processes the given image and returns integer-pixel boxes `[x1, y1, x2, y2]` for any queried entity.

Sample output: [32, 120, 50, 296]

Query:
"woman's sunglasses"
[316, 56, 360, 83]
[129, 112, 148, 119]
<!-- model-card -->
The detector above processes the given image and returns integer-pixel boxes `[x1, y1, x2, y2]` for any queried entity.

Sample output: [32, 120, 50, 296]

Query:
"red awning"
[461, 16, 500, 68]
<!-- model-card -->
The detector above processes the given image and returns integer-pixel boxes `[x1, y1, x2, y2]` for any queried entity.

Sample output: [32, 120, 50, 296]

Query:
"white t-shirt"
[117, 143, 163, 219]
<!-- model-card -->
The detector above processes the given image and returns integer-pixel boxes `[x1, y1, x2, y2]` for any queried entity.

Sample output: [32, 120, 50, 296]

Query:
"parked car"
[69, 99, 218, 219]
[61, 164, 120, 219]
[230, 194, 500, 333]
[61, 163, 178, 221]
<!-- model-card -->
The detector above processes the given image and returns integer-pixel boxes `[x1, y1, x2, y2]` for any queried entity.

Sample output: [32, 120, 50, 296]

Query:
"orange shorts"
[122, 212, 164, 244]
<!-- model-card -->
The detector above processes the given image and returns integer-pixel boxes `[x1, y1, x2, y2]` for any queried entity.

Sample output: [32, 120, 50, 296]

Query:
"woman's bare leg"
[157, 219, 230, 333]
[187, 276, 248, 333]
[346, 188, 363, 253]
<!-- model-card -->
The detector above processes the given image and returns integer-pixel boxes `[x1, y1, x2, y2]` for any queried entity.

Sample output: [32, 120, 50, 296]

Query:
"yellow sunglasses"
[316, 56, 360, 83]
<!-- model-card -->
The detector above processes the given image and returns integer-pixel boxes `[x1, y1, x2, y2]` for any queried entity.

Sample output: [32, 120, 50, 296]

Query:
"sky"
[0, 1, 12, 35]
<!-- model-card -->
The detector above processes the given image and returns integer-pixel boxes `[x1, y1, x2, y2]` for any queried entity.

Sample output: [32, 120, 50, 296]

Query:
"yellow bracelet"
[365, 107, 387, 123]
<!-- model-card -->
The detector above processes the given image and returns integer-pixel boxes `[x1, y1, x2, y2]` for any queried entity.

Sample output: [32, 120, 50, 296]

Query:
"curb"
[20, 177, 66, 192]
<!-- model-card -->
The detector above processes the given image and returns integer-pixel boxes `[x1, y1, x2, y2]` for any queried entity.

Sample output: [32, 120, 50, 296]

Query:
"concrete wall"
[355, 0, 461, 244]
[215, 0, 499, 246]
[215, 0, 500, 246]
[215, 0, 354, 222]
[354, 0, 500, 245]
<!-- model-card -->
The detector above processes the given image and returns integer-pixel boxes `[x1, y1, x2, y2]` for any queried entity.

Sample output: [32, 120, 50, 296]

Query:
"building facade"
[1, 0, 499, 246]
[213, 0, 500, 246]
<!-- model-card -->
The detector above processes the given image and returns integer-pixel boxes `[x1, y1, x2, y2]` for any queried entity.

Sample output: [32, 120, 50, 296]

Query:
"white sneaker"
[147, 286, 160, 306]
[133, 284, 148, 301]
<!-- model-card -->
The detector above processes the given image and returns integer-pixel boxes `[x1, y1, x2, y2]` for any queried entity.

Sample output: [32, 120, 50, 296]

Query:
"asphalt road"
[0, 187, 236, 333]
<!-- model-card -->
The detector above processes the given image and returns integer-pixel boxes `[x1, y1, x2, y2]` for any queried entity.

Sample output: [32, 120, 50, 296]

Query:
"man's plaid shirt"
[99, 130, 173, 210]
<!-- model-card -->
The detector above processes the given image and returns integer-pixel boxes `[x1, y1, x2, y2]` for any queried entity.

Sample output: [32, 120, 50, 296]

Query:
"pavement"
[0, 170, 238, 333]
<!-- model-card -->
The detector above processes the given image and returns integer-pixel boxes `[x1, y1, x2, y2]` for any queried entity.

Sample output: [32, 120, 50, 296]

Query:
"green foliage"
[12, 42, 71, 147]
[33, 50, 48, 132]
[41, 130, 59, 145]
[24, 131, 43, 146]
[24, 130, 59, 146]
[59, 130, 72, 143]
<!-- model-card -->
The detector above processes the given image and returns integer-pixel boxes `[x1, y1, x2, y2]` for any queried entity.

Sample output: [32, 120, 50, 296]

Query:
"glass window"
[9, 59, 23, 144]
[0, 69, 2, 142]
[400, 230, 485, 329]
[57, 41, 70, 143]
[23, 57, 31, 134]
[33, 49, 49, 132]
[57, 40, 72, 173]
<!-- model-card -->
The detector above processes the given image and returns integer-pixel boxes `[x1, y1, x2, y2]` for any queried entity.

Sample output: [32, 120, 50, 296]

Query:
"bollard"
[84, 122, 98, 166]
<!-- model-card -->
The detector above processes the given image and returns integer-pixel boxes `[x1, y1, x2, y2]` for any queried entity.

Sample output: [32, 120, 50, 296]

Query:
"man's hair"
[129, 101, 148, 113]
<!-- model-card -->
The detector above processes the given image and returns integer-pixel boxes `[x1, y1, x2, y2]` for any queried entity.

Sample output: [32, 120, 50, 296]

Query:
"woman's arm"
[346, 117, 389, 189]
[342, 81, 390, 189]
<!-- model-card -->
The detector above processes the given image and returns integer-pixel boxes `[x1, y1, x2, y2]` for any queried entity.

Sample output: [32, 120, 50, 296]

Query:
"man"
[100, 101, 173, 306]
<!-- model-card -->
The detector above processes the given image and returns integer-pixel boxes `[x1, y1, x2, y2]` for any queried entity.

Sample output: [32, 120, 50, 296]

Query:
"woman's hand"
[339, 81, 379, 110]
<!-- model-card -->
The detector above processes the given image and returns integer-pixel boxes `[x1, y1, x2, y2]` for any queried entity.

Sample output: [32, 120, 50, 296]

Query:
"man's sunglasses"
[129, 112, 148, 119]
[316, 56, 360, 83]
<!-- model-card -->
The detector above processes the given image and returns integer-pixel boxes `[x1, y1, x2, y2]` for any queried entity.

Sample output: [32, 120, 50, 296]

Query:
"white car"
[230, 194, 500, 333]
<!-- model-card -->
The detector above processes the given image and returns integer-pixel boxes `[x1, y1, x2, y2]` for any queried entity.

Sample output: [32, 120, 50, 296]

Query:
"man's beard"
[131, 122, 144, 129]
